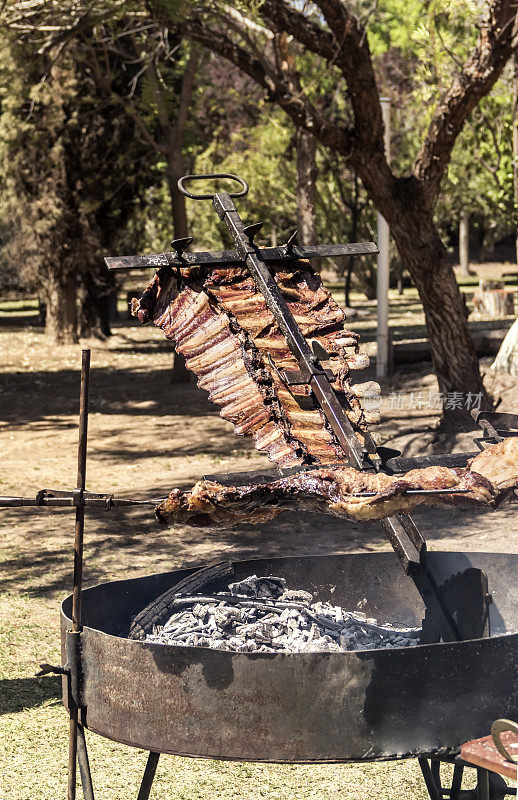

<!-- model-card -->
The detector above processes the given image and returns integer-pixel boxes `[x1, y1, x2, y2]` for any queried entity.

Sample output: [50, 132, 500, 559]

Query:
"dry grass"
[1, 282, 517, 799]
[0, 592, 441, 800]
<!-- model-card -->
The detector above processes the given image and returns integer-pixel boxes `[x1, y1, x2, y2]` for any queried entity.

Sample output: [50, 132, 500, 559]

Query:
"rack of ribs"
[155, 437, 518, 529]
[132, 262, 378, 468]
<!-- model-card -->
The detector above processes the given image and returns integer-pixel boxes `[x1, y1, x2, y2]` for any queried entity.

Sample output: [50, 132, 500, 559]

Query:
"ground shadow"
[0, 366, 218, 426]
[0, 497, 512, 599]
[0, 675, 61, 715]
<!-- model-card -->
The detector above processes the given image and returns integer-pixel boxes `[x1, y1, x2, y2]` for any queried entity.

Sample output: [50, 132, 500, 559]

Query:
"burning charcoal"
[141, 573, 422, 654]
[229, 575, 286, 599]
[281, 589, 313, 604]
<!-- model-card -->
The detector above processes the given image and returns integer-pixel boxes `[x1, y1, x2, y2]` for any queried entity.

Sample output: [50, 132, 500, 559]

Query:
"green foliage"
[0, 0, 514, 314]
[364, 0, 515, 249]
[437, 71, 514, 237]
[190, 117, 296, 249]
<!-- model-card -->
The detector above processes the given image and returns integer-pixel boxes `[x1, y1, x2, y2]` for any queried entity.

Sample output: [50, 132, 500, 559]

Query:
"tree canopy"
[0, 0, 516, 423]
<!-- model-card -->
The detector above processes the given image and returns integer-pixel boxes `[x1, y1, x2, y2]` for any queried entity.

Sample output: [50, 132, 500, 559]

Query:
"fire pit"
[61, 551, 518, 764]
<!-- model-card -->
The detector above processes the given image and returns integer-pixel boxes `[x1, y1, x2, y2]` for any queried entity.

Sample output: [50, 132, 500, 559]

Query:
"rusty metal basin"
[61, 551, 518, 763]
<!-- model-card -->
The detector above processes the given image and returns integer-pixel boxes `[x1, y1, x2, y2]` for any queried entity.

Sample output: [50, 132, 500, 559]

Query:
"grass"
[0, 298, 39, 313]
[1, 269, 516, 799]
[0, 590, 488, 800]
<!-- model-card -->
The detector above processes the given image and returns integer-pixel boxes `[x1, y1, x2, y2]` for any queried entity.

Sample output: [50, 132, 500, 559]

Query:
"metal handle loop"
[491, 719, 518, 763]
[177, 173, 249, 200]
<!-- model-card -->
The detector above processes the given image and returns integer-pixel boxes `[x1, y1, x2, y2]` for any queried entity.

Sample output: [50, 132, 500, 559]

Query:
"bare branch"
[221, 5, 274, 39]
[88, 43, 164, 154]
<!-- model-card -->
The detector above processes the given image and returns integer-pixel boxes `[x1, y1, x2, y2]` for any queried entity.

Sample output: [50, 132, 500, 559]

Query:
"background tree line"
[0, 0, 516, 425]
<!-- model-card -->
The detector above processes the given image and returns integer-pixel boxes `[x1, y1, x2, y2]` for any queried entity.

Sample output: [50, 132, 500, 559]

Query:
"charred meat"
[132, 262, 378, 468]
[155, 437, 518, 529]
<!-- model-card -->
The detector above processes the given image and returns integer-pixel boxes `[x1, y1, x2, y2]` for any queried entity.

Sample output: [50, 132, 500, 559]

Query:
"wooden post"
[459, 211, 470, 277]
[377, 97, 391, 379]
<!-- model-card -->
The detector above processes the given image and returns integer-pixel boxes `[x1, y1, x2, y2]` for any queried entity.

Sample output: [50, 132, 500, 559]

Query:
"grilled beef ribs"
[155, 437, 518, 528]
[132, 262, 378, 467]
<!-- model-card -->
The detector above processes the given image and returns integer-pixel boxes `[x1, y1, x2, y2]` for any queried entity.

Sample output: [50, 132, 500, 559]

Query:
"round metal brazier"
[61, 551, 518, 762]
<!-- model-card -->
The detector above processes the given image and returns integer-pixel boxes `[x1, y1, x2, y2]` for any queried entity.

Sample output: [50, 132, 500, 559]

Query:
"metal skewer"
[350, 487, 472, 498]
[0, 487, 471, 508]
[0, 492, 165, 508]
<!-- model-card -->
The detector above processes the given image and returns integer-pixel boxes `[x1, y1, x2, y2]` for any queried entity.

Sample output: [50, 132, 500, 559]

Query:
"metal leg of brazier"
[419, 757, 442, 800]
[449, 763, 465, 800]
[136, 752, 160, 800]
[477, 768, 490, 800]
[76, 724, 94, 800]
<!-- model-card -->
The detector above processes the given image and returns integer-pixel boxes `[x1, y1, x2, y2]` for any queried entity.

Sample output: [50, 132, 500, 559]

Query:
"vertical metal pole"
[376, 97, 391, 380]
[418, 757, 442, 800]
[68, 349, 91, 800]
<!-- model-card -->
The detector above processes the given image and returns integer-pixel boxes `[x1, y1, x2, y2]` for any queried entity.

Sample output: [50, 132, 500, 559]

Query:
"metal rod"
[477, 769, 490, 800]
[104, 242, 378, 271]
[68, 349, 91, 800]
[72, 348, 90, 631]
[77, 724, 95, 800]
[419, 757, 442, 800]
[136, 752, 160, 800]
[384, 452, 478, 473]
[350, 487, 471, 498]
[450, 764, 465, 800]
[0, 494, 163, 509]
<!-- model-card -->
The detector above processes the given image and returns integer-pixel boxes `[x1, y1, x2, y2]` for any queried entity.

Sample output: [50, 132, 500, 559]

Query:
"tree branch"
[177, 16, 356, 156]
[414, 0, 517, 204]
[310, 0, 384, 155]
[88, 43, 164, 154]
[256, 0, 337, 63]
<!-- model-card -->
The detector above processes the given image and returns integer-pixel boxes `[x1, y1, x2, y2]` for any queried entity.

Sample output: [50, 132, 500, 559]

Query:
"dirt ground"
[1, 306, 517, 800]
[0, 317, 516, 601]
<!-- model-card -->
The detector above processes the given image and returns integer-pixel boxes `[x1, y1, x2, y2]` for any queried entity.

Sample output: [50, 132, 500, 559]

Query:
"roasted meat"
[132, 262, 378, 467]
[155, 437, 518, 528]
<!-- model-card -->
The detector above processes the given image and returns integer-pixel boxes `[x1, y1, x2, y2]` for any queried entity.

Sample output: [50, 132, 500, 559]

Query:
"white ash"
[145, 574, 421, 653]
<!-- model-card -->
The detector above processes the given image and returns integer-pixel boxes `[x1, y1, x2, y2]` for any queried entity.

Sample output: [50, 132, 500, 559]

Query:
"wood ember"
[144, 575, 421, 653]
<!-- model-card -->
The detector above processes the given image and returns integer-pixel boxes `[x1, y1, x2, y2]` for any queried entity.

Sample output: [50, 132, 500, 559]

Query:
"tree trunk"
[162, 46, 200, 382]
[44, 273, 78, 344]
[459, 210, 471, 276]
[296, 128, 317, 246]
[344, 175, 360, 308]
[166, 151, 189, 241]
[163, 45, 200, 243]
[390, 208, 487, 428]
[513, 49, 518, 265]
[80, 264, 114, 340]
